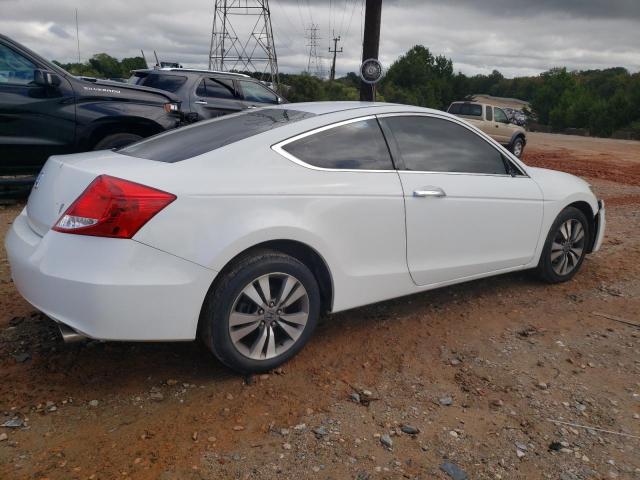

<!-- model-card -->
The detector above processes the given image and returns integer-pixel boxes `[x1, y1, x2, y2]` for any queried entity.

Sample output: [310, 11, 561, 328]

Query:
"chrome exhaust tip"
[58, 323, 87, 343]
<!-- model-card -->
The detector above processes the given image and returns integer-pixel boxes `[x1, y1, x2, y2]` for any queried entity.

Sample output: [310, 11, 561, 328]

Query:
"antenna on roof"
[141, 50, 149, 69]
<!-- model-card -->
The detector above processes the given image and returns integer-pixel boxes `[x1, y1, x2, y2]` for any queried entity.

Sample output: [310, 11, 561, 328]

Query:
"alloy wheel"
[551, 219, 585, 276]
[228, 272, 309, 360]
[513, 141, 523, 157]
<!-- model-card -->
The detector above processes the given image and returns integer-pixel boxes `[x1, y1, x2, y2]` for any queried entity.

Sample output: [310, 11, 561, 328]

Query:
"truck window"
[449, 103, 482, 117]
[0, 44, 37, 85]
[486, 106, 493, 121]
[494, 107, 509, 124]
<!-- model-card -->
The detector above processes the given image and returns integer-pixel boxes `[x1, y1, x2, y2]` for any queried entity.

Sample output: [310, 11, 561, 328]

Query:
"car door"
[191, 76, 244, 119]
[237, 79, 280, 108]
[0, 42, 76, 174]
[493, 107, 512, 143]
[379, 113, 543, 286]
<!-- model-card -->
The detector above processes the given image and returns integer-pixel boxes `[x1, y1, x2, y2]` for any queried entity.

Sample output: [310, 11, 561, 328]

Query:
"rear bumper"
[5, 209, 216, 341]
[591, 200, 605, 253]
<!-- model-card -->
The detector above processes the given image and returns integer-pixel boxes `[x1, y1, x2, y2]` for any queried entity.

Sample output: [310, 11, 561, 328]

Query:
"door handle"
[195, 100, 208, 105]
[413, 187, 446, 198]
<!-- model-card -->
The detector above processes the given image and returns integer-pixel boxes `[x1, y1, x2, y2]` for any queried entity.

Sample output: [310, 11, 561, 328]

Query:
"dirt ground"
[1, 132, 639, 480]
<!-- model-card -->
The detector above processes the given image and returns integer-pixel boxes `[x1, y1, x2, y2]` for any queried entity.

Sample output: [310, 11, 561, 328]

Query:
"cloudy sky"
[1, 0, 639, 78]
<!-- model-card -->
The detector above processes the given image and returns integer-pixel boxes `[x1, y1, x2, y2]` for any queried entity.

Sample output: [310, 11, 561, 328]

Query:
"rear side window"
[381, 116, 507, 175]
[281, 119, 393, 170]
[118, 109, 315, 163]
[140, 74, 187, 93]
[486, 106, 493, 121]
[196, 77, 236, 99]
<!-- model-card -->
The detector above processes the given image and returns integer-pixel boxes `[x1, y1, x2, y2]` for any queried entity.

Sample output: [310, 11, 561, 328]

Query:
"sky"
[1, 0, 639, 79]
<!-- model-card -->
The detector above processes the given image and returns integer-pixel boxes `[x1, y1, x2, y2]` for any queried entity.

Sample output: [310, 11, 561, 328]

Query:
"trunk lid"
[26, 151, 172, 237]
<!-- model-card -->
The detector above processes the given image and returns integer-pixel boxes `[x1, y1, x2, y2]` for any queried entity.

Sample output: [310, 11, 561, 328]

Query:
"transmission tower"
[306, 23, 324, 78]
[209, 0, 279, 88]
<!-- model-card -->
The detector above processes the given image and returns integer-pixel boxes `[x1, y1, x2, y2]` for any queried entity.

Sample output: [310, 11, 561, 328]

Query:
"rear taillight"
[53, 175, 176, 238]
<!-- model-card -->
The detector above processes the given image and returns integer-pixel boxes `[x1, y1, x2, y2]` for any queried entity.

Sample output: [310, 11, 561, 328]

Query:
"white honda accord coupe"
[5, 102, 605, 373]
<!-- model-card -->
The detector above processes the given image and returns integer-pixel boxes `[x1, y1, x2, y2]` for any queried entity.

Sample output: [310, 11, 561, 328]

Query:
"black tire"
[536, 206, 590, 283]
[200, 250, 321, 374]
[93, 133, 142, 150]
[510, 137, 525, 158]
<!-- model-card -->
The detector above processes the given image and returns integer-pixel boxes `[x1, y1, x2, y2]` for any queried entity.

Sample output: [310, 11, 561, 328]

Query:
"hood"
[75, 78, 181, 104]
[526, 166, 593, 200]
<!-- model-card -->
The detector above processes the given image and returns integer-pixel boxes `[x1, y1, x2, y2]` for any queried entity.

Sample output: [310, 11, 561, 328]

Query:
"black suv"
[0, 34, 183, 176]
[129, 68, 286, 121]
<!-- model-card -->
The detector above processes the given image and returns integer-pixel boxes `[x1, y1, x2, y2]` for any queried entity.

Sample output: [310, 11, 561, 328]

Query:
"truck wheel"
[93, 133, 142, 150]
[510, 137, 525, 158]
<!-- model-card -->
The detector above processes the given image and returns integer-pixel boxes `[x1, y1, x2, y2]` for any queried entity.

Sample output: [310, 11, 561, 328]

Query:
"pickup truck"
[0, 34, 183, 176]
[447, 101, 527, 158]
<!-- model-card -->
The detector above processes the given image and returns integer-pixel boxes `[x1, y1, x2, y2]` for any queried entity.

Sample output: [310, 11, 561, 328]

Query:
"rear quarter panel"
[133, 128, 414, 312]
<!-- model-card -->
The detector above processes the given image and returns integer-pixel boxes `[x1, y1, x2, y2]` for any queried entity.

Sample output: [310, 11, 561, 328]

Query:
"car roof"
[131, 68, 251, 79]
[269, 101, 443, 117]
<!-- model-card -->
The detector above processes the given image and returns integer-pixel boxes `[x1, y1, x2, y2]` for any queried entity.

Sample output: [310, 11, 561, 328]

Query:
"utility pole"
[75, 8, 81, 63]
[328, 34, 342, 81]
[360, 0, 382, 101]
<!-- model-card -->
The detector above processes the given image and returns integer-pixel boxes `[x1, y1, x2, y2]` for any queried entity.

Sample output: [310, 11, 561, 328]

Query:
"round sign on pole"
[360, 58, 383, 84]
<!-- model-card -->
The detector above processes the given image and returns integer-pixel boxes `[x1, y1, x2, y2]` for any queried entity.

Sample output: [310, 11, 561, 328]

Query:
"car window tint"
[0, 44, 37, 85]
[118, 108, 315, 163]
[239, 80, 278, 104]
[381, 116, 507, 175]
[486, 106, 493, 121]
[140, 74, 187, 93]
[447, 103, 461, 114]
[196, 78, 236, 99]
[282, 119, 393, 170]
[494, 107, 508, 124]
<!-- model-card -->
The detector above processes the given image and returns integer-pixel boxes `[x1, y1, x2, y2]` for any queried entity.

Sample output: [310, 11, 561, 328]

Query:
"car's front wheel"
[200, 250, 320, 373]
[536, 206, 589, 283]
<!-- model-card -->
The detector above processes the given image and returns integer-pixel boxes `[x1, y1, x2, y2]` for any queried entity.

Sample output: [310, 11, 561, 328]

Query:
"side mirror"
[34, 69, 61, 88]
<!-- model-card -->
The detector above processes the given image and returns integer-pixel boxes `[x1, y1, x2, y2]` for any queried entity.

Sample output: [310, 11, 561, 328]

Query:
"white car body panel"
[6, 209, 214, 340]
[4, 102, 605, 341]
[399, 171, 543, 285]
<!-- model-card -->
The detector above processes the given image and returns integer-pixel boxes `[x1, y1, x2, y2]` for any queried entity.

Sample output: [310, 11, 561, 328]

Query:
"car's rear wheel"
[511, 137, 525, 158]
[200, 250, 320, 373]
[93, 133, 142, 150]
[536, 207, 589, 283]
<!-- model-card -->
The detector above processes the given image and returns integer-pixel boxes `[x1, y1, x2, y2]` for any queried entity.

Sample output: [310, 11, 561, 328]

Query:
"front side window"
[239, 80, 278, 104]
[494, 107, 509, 124]
[196, 78, 236, 99]
[0, 44, 37, 85]
[281, 119, 393, 170]
[381, 115, 507, 175]
[140, 74, 187, 93]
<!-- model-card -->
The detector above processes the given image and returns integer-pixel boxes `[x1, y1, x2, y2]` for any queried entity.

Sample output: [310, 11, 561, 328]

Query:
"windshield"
[118, 108, 316, 163]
